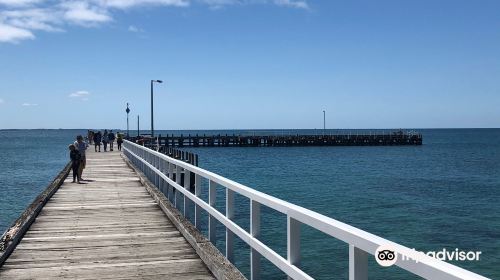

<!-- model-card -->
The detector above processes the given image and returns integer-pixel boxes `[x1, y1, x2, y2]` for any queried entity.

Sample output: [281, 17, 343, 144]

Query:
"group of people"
[87, 129, 124, 152]
[69, 130, 125, 184]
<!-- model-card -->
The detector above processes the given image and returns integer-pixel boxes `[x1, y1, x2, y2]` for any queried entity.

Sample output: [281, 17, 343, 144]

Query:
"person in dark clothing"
[69, 144, 81, 183]
[109, 130, 115, 151]
[103, 130, 109, 152]
[93, 131, 102, 152]
[88, 130, 94, 145]
[117, 133, 123, 151]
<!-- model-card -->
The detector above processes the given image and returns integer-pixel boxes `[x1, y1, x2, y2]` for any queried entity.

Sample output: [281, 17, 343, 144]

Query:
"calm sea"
[0, 129, 498, 279]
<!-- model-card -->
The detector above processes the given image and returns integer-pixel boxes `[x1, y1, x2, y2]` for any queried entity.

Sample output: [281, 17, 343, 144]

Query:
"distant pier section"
[132, 130, 423, 147]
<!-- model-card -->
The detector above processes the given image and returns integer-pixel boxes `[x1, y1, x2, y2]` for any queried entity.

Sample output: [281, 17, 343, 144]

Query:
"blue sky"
[0, 0, 499, 129]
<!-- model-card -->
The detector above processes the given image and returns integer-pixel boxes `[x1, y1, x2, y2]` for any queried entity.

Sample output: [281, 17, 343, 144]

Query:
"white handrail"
[123, 140, 490, 280]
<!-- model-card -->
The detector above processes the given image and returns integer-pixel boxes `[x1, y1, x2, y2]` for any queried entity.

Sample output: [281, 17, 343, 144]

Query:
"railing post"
[161, 159, 168, 196]
[152, 154, 155, 185]
[154, 155, 159, 187]
[287, 216, 301, 280]
[146, 152, 150, 180]
[141, 148, 144, 173]
[168, 162, 174, 200]
[143, 151, 147, 177]
[143, 148, 146, 173]
[349, 245, 368, 280]
[194, 174, 201, 229]
[208, 180, 216, 244]
[250, 200, 261, 280]
[149, 153, 153, 181]
[158, 157, 163, 193]
[184, 169, 191, 218]
[175, 164, 181, 209]
[156, 156, 160, 188]
[226, 188, 235, 262]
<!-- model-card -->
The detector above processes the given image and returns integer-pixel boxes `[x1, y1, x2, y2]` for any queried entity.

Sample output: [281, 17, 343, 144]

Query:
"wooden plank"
[0, 259, 214, 279]
[0, 148, 214, 279]
[8, 243, 195, 260]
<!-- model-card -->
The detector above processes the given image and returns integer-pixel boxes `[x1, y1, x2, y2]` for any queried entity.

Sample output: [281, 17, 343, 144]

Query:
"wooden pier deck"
[0, 149, 215, 279]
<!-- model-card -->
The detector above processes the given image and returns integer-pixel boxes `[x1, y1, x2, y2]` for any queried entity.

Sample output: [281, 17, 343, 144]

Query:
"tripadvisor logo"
[375, 245, 482, 267]
[375, 245, 398, 267]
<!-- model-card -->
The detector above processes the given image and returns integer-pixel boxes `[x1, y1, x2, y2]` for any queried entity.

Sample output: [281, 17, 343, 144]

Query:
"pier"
[132, 130, 423, 148]
[0, 149, 240, 279]
[0, 140, 488, 280]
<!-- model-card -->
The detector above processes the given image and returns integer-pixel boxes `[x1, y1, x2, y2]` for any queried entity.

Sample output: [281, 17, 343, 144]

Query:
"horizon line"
[1, 127, 499, 131]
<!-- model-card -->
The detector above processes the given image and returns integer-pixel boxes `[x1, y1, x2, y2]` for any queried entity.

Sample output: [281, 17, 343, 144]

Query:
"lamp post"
[126, 103, 130, 138]
[137, 115, 140, 137]
[150, 79, 163, 139]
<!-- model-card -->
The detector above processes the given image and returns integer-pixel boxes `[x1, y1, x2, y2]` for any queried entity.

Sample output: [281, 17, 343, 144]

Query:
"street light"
[126, 103, 130, 138]
[151, 79, 163, 139]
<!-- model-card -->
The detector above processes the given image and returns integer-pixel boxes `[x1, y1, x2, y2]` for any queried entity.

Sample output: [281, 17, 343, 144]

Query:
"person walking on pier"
[87, 130, 94, 145]
[93, 131, 102, 152]
[109, 130, 115, 151]
[74, 135, 87, 181]
[68, 144, 82, 183]
[117, 133, 123, 151]
[103, 130, 109, 152]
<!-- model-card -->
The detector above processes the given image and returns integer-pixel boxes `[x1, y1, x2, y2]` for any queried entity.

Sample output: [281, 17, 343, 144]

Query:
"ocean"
[0, 129, 498, 279]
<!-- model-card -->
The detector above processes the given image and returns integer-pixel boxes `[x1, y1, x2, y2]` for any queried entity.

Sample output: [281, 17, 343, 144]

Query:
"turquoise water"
[0, 129, 86, 231]
[0, 129, 499, 279]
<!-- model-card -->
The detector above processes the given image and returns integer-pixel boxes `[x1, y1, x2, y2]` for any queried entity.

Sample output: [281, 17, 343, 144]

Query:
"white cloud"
[0, 23, 34, 42]
[128, 25, 143, 32]
[199, 0, 237, 9]
[69, 90, 91, 99]
[0, 98, 4, 104]
[21, 102, 38, 106]
[0, 0, 309, 43]
[99, 0, 189, 9]
[273, 0, 308, 9]
[1, 9, 64, 32]
[61, 1, 112, 26]
[0, 3, 113, 42]
[199, 0, 309, 9]
[0, 0, 41, 7]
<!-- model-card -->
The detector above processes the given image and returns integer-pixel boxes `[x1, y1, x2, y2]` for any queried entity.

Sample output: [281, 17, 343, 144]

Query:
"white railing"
[123, 140, 489, 280]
